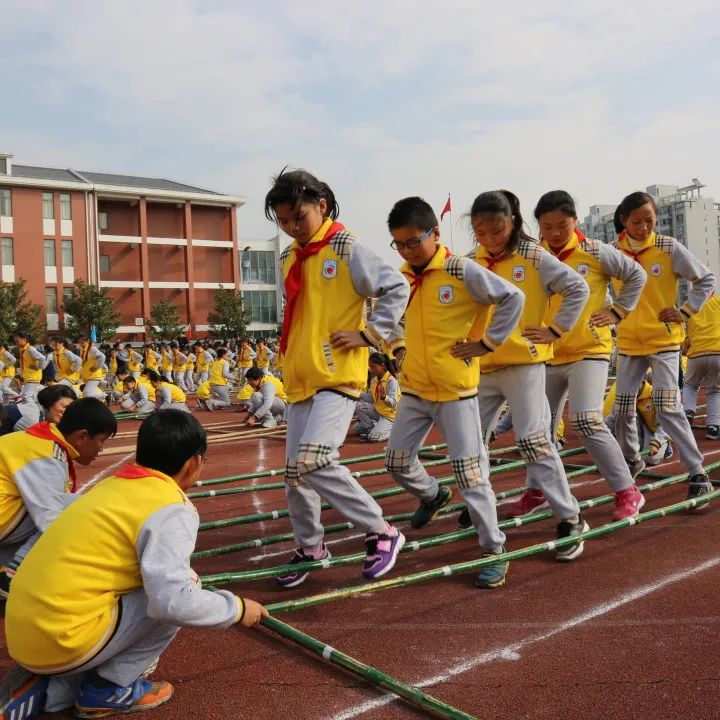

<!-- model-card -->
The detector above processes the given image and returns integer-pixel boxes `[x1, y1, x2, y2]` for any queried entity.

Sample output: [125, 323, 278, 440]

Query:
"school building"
[0, 151, 283, 340]
[582, 179, 720, 284]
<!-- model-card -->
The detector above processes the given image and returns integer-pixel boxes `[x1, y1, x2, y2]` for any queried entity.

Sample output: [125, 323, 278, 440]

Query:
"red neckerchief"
[479, 250, 511, 274]
[81, 345, 90, 362]
[403, 246, 452, 304]
[373, 372, 390, 401]
[26, 421, 78, 492]
[20, 345, 30, 370]
[114, 463, 170, 482]
[618, 231, 652, 264]
[280, 221, 345, 354]
[548, 229, 585, 264]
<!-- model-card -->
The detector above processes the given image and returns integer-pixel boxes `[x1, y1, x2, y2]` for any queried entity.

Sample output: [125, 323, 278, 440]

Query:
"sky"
[3, 0, 720, 261]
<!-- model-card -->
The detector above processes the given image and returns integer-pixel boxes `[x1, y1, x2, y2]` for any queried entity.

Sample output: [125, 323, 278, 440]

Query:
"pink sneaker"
[612, 486, 646, 521]
[504, 489, 549, 518]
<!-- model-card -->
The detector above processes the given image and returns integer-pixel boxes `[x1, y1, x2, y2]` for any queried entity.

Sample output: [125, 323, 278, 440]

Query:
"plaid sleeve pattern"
[651, 388, 680, 413]
[279, 245, 293, 264]
[451, 457, 487, 489]
[579, 238, 601, 260]
[444, 255, 466, 281]
[384, 447, 412, 473]
[569, 411, 605, 438]
[655, 234, 675, 255]
[330, 231, 356, 265]
[296, 441, 334, 476]
[518, 240, 544, 269]
[613, 393, 637, 415]
[285, 458, 302, 487]
[516, 432, 553, 462]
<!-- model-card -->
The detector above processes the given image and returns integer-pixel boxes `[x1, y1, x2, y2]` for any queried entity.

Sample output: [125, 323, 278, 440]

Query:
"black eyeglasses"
[390, 228, 434, 251]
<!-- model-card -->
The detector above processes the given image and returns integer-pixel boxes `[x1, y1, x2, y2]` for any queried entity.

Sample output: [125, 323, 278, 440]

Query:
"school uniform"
[18, 345, 46, 402]
[208, 359, 234, 409]
[682, 294, 720, 429]
[280, 218, 408, 551]
[194, 349, 211, 385]
[5, 463, 243, 712]
[80, 344, 107, 399]
[154, 382, 188, 412]
[248, 375, 287, 427]
[471, 240, 589, 520]
[159, 352, 174, 382]
[0, 422, 77, 573]
[522, 231, 647, 494]
[611, 232, 715, 474]
[356, 371, 400, 442]
[126, 350, 143, 379]
[143, 349, 161, 373]
[0, 350, 17, 400]
[256, 345, 273, 375]
[236, 346, 256, 380]
[53, 348, 82, 386]
[119, 385, 155, 414]
[184, 353, 196, 392]
[385, 244, 522, 550]
[172, 352, 189, 391]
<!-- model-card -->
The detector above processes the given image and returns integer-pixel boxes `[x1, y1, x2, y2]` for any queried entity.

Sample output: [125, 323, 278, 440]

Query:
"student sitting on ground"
[0, 398, 117, 598]
[145, 370, 189, 412]
[236, 367, 287, 427]
[119, 377, 155, 415]
[0, 410, 268, 720]
[354, 352, 400, 442]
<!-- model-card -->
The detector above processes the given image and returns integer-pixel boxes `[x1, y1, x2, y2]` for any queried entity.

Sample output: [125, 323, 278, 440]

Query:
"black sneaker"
[555, 517, 590, 562]
[687, 473, 713, 508]
[457, 506, 472, 529]
[705, 425, 720, 441]
[0, 567, 12, 600]
[627, 457, 646, 480]
[410, 486, 453, 529]
[275, 546, 331, 588]
[685, 409, 695, 423]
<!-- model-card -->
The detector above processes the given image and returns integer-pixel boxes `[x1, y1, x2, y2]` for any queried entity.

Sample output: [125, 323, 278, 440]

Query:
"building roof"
[4, 163, 243, 204]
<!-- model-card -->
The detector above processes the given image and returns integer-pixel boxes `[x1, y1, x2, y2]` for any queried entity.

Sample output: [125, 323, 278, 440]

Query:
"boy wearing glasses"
[2, 410, 267, 720]
[384, 196, 524, 588]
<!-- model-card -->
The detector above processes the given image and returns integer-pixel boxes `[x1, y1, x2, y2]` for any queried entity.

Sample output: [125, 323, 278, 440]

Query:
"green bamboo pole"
[263, 462, 720, 615]
[197, 448, 588, 532]
[260, 616, 478, 720]
[194, 458, 602, 563]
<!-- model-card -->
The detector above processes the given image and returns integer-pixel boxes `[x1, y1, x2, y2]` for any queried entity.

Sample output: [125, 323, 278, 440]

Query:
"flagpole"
[448, 193, 454, 252]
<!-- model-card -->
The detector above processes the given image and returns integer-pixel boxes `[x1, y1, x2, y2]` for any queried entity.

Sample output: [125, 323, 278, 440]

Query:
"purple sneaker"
[276, 546, 331, 589]
[362, 529, 405, 579]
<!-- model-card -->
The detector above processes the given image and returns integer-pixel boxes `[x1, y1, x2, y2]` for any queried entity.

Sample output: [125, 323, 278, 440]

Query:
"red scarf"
[618, 231, 652, 264]
[479, 251, 510, 274]
[549, 229, 585, 264]
[280, 221, 344, 354]
[26, 421, 78, 492]
[403, 246, 451, 304]
[114, 463, 170, 482]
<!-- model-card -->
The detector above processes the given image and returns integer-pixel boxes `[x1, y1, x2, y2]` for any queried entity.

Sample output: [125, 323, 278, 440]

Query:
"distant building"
[239, 237, 283, 338]
[0, 150, 282, 340]
[582, 179, 720, 283]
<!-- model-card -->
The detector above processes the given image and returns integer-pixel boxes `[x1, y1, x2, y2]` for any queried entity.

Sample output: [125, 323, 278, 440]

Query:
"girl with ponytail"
[456, 189, 591, 561]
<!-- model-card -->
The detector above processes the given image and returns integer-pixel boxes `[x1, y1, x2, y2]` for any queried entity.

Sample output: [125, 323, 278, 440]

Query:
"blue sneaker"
[0, 665, 49, 720]
[75, 678, 173, 718]
[475, 547, 509, 588]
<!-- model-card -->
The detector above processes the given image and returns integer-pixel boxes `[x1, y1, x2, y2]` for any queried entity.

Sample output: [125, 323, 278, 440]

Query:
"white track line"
[327, 554, 720, 720]
[79, 452, 134, 494]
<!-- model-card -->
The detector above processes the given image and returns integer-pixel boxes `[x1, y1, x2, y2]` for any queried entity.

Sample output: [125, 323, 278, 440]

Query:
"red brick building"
[0, 151, 280, 340]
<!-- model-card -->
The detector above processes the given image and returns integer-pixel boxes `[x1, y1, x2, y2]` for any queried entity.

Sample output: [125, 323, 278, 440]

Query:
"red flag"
[440, 196, 451, 221]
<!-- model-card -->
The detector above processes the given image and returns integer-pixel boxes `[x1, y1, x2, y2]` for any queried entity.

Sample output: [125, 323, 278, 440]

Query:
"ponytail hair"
[469, 190, 534, 253]
[614, 191, 657, 234]
[264, 167, 340, 221]
[369, 351, 396, 378]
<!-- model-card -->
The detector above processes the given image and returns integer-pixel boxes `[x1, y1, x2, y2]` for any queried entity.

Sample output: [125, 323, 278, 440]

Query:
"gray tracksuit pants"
[527, 360, 633, 493]
[385, 394, 505, 552]
[478, 363, 580, 520]
[285, 391, 386, 550]
[615, 352, 704, 475]
[683, 354, 720, 427]
[355, 401, 394, 442]
[210, 385, 231, 409]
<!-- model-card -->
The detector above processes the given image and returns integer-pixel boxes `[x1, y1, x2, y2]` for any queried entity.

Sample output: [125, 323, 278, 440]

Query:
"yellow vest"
[261, 374, 287, 402]
[80, 345, 104, 381]
[196, 381, 211, 400]
[281, 218, 369, 403]
[1, 351, 16, 379]
[0, 424, 77, 540]
[159, 382, 186, 403]
[54, 351, 80, 383]
[186, 354, 195, 370]
[109, 356, 118, 375]
[400, 246, 481, 402]
[195, 351, 209, 372]
[238, 347, 254, 369]
[127, 352, 141, 372]
[172, 352, 186, 372]
[541, 234, 613, 365]
[19, 346, 42, 383]
[160, 352, 172, 371]
[209, 360, 228, 386]
[144, 350, 158, 371]
[370, 371, 398, 420]
[471, 241, 553, 372]
[612, 233, 684, 356]
[138, 378, 156, 402]
[604, 380, 656, 432]
[236, 383, 253, 402]
[256, 346, 269, 368]
[686, 294, 720, 358]
[6, 467, 186, 673]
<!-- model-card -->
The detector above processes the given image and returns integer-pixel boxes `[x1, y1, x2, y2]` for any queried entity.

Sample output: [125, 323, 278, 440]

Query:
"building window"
[45, 287, 58, 313]
[244, 290, 278, 324]
[42, 192, 54, 220]
[61, 240, 73, 267]
[0, 189, 10, 217]
[98, 211, 108, 230]
[99, 255, 110, 273]
[60, 193, 72, 221]
[1, 238, 13, 265]
[0, 158, 6, 175]
[62, 287, 74, 303]
[241, 250, 276, 285]
[44, 239, 56, 266]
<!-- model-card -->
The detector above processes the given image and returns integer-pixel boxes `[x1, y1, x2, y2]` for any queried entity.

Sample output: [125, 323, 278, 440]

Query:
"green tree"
[62, 279, 120, 342]
[0, 278, 46, 341]
[147, 298, 185, 341]
[207, 287, 252, 340]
